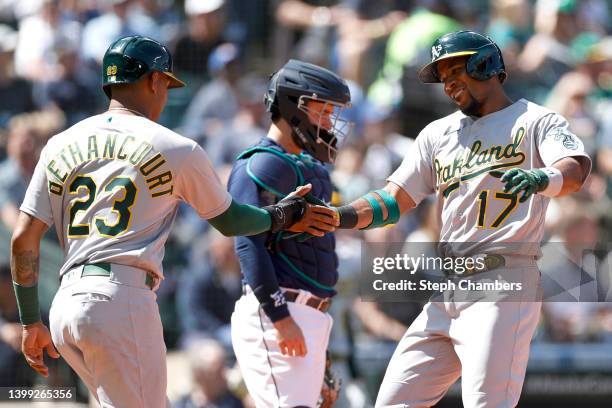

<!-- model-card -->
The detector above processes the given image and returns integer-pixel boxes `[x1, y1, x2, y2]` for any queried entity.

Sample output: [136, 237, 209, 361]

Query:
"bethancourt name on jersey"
[45, 133, 173, 197]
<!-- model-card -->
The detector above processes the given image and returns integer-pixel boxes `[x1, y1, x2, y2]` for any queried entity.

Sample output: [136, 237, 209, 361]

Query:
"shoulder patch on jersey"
[548, 128, 579, 150]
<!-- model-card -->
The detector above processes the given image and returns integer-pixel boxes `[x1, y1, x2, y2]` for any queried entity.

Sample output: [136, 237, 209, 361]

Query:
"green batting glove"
[501, 168, 549, 203]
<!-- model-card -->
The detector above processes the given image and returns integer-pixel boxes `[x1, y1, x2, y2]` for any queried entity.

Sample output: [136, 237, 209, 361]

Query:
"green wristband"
[373, 189, 400, 225]
[12, 282, 41, 325]
[362, 193, 384, 230]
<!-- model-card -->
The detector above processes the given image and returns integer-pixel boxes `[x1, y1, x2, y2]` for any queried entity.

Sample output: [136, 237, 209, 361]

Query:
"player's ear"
[149, 71, 163, 94]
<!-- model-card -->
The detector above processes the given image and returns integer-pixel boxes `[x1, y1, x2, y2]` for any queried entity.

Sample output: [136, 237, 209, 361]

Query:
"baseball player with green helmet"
[10, 36, 337, 408]
[332, 31, 592, 407]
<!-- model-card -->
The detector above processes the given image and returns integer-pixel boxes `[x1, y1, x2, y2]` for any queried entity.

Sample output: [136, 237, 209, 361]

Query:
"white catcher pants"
[232, 290, 334, 408]
[49, 264, 169, 408]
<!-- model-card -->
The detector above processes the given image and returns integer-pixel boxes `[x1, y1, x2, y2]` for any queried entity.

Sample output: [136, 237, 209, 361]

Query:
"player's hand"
[21, 321, 60, 377]
[273, 316, 307, 357]
[501, 168, 549, 202]
[285, 184, 339, 236]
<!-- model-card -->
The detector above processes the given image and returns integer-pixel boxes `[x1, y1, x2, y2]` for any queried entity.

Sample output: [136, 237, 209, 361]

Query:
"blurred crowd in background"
[0, 0, 610, 406]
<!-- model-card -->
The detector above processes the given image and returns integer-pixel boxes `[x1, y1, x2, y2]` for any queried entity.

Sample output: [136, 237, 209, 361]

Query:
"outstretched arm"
[335, 182, 416, 230]
[209, 184, 338, 237]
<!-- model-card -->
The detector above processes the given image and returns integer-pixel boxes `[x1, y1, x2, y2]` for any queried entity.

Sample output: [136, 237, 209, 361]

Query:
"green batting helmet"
[418, 30, 506, 84]
[102, 35, 185, 98]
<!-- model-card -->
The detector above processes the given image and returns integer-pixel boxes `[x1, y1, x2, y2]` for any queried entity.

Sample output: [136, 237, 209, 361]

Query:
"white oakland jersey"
[20, 112, 232, 278]
[388, 99, 591, 257]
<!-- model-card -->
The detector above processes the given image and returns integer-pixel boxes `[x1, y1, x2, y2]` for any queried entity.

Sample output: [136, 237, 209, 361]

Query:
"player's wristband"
[539, 167, 563, 197]
[263, 196, 307, 233]
[336, 205, 358, 229]
[12, 282, 41, 325]
[361, 189, 400, 230]
[253, 285, 290, 322]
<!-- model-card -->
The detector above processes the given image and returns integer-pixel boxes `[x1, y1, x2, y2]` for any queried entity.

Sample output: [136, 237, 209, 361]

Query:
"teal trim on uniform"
[238, 146, 305, 184]
[239, 146, 333, 278]
[246, 160, 287, 198]
[361, 193, 384, 230]
[373, 189, 400, 225]
[239, 146, 306, 198]
[275, 234, 335, 291]
[298, 152, 316, 169]
[304, 193, 327, 206]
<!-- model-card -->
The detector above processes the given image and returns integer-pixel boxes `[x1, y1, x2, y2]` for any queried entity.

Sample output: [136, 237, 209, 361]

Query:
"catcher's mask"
[265, 59, 352, 163]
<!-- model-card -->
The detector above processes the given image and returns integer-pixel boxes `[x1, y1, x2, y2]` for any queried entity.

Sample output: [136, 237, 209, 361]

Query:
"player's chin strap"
[336, 189, 400, 229]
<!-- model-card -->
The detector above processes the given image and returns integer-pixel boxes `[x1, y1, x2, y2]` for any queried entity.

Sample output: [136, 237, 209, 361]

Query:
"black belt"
[282, 290, 332, 313]
[64, 263, 155, 290]
[443, 254, 507, 277]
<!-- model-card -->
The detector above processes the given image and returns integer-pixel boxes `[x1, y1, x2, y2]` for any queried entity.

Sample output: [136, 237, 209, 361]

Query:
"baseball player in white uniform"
[9, 36, 337, 408]
[332, 31, 592, 407]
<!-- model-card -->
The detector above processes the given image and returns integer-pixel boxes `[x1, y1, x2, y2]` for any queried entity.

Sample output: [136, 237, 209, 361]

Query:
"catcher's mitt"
[317, 353, 341, 408]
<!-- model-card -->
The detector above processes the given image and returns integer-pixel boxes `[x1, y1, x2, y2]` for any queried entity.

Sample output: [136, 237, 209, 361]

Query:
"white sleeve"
[386, 129, 435, 206]
[536, 113, 592, 169]
[175, 144, 232, 219]
[20, 148, 53, 226]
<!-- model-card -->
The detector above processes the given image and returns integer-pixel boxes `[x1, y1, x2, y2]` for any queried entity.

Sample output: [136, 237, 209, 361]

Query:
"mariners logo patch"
[270, 290, 286, 307]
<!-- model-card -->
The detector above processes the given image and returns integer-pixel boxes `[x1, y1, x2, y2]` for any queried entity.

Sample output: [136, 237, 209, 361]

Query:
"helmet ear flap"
[466, 44, 505, 82]
[122, 55, 148, 79]
[264, 72, 280, 116]
[492, 41, 507, 83]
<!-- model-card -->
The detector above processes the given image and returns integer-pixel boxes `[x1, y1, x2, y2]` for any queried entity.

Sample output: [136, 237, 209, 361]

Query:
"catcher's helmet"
[419, 31, 506, 84]
[264, 59, 351, 163]
[102, 35, 185, 98]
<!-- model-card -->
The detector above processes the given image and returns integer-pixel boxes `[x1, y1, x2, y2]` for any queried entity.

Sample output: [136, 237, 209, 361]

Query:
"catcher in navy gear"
[229, 59, 351, 408]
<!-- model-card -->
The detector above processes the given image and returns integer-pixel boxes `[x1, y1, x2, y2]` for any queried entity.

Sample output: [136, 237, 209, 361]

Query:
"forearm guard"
[262, 195, 307, 233]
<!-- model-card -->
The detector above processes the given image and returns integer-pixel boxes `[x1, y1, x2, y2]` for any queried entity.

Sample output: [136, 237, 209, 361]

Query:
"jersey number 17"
[476, 190, 518, 229]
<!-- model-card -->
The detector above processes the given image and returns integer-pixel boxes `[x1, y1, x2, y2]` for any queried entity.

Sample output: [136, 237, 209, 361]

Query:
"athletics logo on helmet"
[431, 44, 443, 60]
[265, 59, 352, 163]
[102, 35, 185, 99]
[419, 30, 506, 84]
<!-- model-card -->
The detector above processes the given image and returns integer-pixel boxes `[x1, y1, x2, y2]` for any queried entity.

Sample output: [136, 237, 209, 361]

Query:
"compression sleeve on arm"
[208, 200, 272, 237]
[227, 152, 298, 322]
